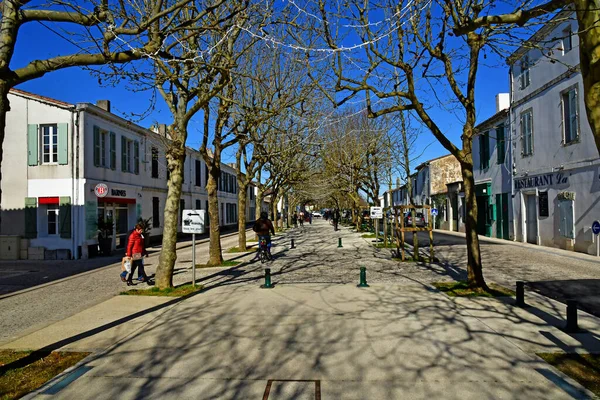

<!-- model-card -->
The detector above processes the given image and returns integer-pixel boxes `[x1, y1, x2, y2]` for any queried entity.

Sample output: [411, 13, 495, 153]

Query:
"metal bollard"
[291, 239, 295, 249]
[338, 238, 343, 248]
[565, 300, 579, 333]
[260, 268, 274, 289]
[357, 266, 369, 288]
[515, 281, 526, 307]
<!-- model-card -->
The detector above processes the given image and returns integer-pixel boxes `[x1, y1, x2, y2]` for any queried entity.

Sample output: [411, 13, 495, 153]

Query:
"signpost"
[593, 220, 600, 257]
[182, 210, 206, 287]
[370, 207, 383, 243]
[431, 208, 438, 230]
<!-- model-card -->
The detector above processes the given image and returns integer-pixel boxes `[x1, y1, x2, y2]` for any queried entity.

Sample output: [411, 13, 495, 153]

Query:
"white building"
[508, 11, 600, 254]
[0, 89, 256, 259]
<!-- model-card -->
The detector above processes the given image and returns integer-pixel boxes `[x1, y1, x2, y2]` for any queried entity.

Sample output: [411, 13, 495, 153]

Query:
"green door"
[496, 193, 510, 240]
[475, 183, 492, 237]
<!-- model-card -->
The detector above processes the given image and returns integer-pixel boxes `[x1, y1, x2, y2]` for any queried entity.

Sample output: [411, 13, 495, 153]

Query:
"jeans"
[128, 259, 145, 281]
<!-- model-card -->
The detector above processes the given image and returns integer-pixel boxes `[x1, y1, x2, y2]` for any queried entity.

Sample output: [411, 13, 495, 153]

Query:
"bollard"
[357, 266, 369, 288]
[565, 300, 579, 333]
[338, 238, 343, 248]
[291, 239, 295, 249]
[260, 268, 274, 289]
[515, 281, 526, 307]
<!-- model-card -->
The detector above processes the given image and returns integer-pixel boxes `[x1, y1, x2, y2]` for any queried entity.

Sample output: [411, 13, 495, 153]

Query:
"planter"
[99, 237, 113, 255]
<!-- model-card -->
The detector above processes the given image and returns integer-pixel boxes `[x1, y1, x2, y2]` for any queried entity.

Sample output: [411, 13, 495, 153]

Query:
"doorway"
[524, 194, 538, 244]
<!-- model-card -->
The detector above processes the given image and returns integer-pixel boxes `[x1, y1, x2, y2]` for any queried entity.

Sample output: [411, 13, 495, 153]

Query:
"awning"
[98, 197, 136, 204]
[39, 197, 59, 204]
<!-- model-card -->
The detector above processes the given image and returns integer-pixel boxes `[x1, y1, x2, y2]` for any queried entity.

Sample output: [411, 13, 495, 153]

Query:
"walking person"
[125, 224, 150, 285]
[298, 211, 304, 227]
[292, 213, 298, 228]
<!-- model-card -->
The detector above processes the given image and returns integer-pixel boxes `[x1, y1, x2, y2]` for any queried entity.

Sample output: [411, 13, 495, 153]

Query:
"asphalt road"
[0, 229, 251, 345]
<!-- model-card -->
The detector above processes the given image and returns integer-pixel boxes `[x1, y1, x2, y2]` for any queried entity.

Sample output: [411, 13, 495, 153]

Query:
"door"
[525, 194, 537, 244]
[451, 195, 458, 231]
[115, 205, 129, 248]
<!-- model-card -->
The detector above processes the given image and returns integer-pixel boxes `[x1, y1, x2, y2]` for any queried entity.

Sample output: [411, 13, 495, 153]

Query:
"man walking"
[333, 208, 340, 231]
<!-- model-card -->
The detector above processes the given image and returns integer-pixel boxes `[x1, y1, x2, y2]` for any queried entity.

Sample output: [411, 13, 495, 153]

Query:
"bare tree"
[0, 0, 194, 225]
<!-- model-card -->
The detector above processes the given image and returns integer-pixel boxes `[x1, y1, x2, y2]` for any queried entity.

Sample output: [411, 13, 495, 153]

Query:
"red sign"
[94, 183, 109, 198]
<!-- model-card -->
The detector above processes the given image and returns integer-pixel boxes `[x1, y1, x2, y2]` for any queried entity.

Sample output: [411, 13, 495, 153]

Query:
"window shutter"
[121, 136, 127, 172]
[28, 124, 39, 166]
[565, 200, 574, 239]
[57, 123, 68, 165]
[93, 126, 100, 167]
[134, 141, 140, 174]
[478, 134, 484, 170]
[110, 132, 116, 170]
[59, 196, 72, 238]
[24, 197, 38, 238]
[570, 89, 578, 140]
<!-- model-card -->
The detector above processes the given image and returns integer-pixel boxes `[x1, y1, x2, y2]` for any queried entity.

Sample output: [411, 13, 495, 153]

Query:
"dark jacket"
[253, 218, 275, 236]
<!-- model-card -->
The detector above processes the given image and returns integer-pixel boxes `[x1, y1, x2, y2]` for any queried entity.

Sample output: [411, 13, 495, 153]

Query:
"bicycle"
[258, 238, 272, 263]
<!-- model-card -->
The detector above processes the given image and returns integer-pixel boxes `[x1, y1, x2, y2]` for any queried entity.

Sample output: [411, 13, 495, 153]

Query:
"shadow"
[527, 280, 600, 318]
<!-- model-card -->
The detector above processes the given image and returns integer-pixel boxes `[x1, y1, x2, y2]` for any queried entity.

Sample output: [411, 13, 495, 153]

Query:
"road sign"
[431, 208, 438, 216]
[370, 206, 383, 219]
[94, 183, 108, 198]
[182, 210, 206, 234]
[592, 220, 600, 235]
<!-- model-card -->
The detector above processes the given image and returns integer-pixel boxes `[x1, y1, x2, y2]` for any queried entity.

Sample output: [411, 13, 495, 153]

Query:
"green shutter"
[497, 125, 505, 164]
[93, 126, 100, 166]
[58, 123, 68, 165]
[134, 141, 139, 174]
[110, 132, 116, 170]
[59, 196, 72, 238]
[28, 124, 39, 166]
[24, 197, 38, 238]
[121, 136, 127, 172]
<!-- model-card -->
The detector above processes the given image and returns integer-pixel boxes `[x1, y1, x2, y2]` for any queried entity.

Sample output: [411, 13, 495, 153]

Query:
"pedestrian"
[299, 211, 304, 227]
[125, 224, 150, 285]
[292, 213, 298, 228]
[309, 213, 312, 224]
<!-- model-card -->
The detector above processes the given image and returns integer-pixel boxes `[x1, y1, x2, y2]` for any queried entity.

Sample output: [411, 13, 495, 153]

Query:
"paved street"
[10, 219, 599, 400]
[0, 229, 252, 345]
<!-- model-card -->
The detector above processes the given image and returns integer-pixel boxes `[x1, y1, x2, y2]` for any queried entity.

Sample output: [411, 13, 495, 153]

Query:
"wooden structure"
[388, 205, 434, 262]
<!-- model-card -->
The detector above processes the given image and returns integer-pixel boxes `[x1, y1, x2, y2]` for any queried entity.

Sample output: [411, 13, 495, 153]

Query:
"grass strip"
[537, 353, 600, 396]
[432, 281, 515, 297]
[120, 283, 203, 297]
[195, 260, 241, 268]
[0, 350, 90, 400]
[227, 246, 257, 253]
[361, 233, 377, 238]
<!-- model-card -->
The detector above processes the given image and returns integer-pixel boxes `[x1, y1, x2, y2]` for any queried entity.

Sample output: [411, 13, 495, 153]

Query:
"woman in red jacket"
[126, 224, 149, 285]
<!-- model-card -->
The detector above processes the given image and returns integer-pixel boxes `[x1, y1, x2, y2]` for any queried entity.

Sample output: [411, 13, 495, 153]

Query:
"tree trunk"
[271, 194, 278, 230]
[237, 181, 248, 251]
[206, 162, 223, 266]
[0, 82, 9, 229]
[155, 143, 186, 289]
[575, 0, 600, 153]
[255, 187, 264, 240]
[461, 161, 489, 290]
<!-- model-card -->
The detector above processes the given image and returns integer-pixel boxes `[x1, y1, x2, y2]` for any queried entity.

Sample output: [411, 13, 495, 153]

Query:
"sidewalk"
[8, 221, 599, 399]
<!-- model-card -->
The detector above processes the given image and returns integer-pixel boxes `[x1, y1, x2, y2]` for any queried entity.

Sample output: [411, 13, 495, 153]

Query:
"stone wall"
[429, 155, 462, 195]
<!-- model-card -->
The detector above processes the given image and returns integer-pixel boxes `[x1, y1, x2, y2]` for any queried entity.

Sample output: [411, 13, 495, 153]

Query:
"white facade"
[0, 89, 256, 259]
[509, 12, 600, 254]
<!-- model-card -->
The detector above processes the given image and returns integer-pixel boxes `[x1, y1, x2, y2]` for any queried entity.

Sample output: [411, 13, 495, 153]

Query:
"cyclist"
[253, 211, 275, 260]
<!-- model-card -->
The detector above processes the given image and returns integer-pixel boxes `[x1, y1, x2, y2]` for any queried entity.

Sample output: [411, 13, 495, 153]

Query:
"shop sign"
[514, 172, 568, 190]
[94, 183, 108, 198]
[557, 191, 575, 201]
[111, 189, 127, 197]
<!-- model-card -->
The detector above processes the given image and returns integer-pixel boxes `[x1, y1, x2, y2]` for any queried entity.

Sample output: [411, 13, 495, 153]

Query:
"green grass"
[537, 353, 600, 396]
[432, 281, 515, 297]
[373, 243, 409, 249]
[0, 350, 90, 400]
[120, 283, 203, 297]
[361, 233, 377, 238]
[226, 246, 257, 253]
[195, 260, 241, 268]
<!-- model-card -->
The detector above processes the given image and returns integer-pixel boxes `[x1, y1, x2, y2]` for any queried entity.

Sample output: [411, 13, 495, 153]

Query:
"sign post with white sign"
[182, 210, 206, 287]
[592, 220, 600, 257]
[370, 207, 383, 242]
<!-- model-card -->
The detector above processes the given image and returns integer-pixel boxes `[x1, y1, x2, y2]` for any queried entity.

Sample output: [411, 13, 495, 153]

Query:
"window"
[151, 147, 159, 178]
[41, 124, 58, 164]
[152, 197, 160, 227]
[496, 125, 506, 164]
[134, 141, 139, 174]
[521, 110, 533, 156]
[109, 132, 116, 170]
[196, 199, 201, 210]
[120, 137, 138, 173]
[479, 131, 490, 170]
[562, 26, 572, 54]
[195, 160, 201, 186]
[47, 206, 59, 235]
[519, 56, 530, 90]
[562, 87, 579, 144]
[93, 127, 116, 169]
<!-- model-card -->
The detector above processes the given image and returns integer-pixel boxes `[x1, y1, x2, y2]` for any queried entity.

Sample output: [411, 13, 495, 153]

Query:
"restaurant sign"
[514, 172, 569, 190]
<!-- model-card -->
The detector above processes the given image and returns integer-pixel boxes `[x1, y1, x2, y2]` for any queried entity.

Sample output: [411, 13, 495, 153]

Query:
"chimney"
[496, 93, 509, 112]
[158, 124, 167, 137]
[96, 100, 111, 113]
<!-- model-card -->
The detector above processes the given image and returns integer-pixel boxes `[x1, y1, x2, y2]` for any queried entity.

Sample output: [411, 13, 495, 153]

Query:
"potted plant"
[137, 217, 152, 248]
[97, 217, 114, 255]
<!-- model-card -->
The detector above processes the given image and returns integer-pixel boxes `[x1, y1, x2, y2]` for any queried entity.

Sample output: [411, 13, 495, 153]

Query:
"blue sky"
[12, 15, 513, 191]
